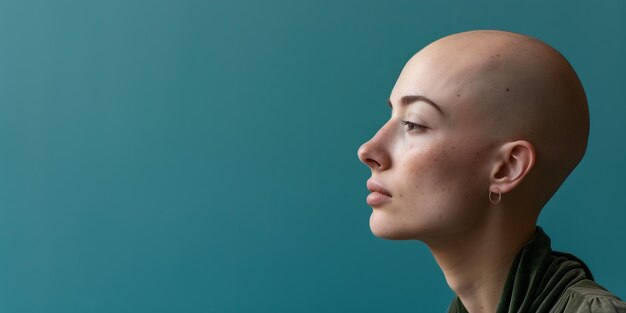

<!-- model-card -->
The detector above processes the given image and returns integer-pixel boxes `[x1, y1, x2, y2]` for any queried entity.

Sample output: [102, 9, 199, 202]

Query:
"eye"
[401, 120, 428, 132]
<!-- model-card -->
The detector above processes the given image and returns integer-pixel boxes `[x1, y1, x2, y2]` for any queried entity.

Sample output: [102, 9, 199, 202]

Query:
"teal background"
[0, 0, 624, 312]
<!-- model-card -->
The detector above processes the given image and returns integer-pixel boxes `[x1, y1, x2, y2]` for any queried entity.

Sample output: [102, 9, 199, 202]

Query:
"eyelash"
[401, 120, 427, 132]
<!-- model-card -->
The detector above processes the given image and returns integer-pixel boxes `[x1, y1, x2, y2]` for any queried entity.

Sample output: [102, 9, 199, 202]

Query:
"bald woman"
[358, 30, 626, 313]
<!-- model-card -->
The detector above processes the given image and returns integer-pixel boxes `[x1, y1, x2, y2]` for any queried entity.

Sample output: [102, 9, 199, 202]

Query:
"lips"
[366, 179, 392, 207]
[367, 179, 392, 196]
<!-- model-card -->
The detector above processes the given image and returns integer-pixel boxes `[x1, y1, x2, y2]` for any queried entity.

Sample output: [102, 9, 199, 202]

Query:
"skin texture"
[357, 30, 589, 313]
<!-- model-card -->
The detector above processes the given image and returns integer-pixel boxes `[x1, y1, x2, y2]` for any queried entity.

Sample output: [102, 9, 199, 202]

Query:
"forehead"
[389, 45, 500, 118]
[390, 58, 460, 116]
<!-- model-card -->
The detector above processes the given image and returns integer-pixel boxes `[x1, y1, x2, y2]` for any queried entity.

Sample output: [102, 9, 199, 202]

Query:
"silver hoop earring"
[489, 187, 501, 204]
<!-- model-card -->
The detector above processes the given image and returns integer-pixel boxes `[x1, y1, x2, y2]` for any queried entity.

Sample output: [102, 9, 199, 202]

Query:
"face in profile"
[357, 44, 499, 241]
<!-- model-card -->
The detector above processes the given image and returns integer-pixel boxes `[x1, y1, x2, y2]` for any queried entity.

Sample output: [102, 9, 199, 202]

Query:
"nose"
[357, 125, 392, 171]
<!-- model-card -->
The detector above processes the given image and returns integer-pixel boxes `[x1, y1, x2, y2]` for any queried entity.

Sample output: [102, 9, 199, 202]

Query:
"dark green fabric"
[447, 227, 626, 313]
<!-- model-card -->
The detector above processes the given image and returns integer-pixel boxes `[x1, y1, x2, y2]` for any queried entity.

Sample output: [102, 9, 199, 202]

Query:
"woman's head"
[357, 30, 589, 242]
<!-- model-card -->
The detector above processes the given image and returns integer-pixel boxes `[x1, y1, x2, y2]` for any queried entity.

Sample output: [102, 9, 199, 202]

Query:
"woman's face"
[357, 54, 497, 241]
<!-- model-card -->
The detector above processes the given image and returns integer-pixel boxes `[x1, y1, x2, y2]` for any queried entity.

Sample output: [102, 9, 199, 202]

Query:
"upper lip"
[367, 179, 392, 197]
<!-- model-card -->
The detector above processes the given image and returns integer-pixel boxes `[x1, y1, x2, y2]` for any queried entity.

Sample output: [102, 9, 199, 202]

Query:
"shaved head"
[392, 30, 589, 210]
[359, 29, 589, 240]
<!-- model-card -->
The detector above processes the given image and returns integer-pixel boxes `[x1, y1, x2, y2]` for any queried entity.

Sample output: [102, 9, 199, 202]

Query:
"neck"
[424, 216, 536, 313]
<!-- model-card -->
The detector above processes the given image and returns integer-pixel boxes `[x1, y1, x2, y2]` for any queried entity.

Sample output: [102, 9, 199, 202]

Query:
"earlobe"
[490, 141, 536, 194]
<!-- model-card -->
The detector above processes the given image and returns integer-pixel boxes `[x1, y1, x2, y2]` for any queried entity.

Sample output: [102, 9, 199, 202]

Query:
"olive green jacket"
[447, 227, 626, 313]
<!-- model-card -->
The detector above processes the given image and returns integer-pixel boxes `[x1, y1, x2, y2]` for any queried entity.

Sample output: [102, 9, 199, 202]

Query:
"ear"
[490, 140, 536, 194]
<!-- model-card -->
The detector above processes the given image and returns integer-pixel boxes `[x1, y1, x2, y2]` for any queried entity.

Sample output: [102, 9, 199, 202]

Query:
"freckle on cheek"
[410, 165, 425, 176]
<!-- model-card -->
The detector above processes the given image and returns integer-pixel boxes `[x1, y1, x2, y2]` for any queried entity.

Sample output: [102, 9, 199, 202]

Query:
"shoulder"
[552, 279, 626, 313]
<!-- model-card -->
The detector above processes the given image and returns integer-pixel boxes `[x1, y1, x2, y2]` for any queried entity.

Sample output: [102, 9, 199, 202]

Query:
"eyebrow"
[388, 95, 445, 116]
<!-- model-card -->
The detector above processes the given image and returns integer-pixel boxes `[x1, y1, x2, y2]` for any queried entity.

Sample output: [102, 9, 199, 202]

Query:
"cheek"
[401, 143, 460, 194]
[398, 142, 486, 220]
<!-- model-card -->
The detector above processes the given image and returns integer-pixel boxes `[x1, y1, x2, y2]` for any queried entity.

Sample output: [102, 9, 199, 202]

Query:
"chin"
[369, 213, 418, 240]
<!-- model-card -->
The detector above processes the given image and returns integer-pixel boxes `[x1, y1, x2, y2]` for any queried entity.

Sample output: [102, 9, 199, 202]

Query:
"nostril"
[365, 158, 382, 169]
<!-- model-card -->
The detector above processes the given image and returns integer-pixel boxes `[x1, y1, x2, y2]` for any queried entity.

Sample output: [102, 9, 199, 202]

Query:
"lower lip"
[366, 192, 392, 207]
